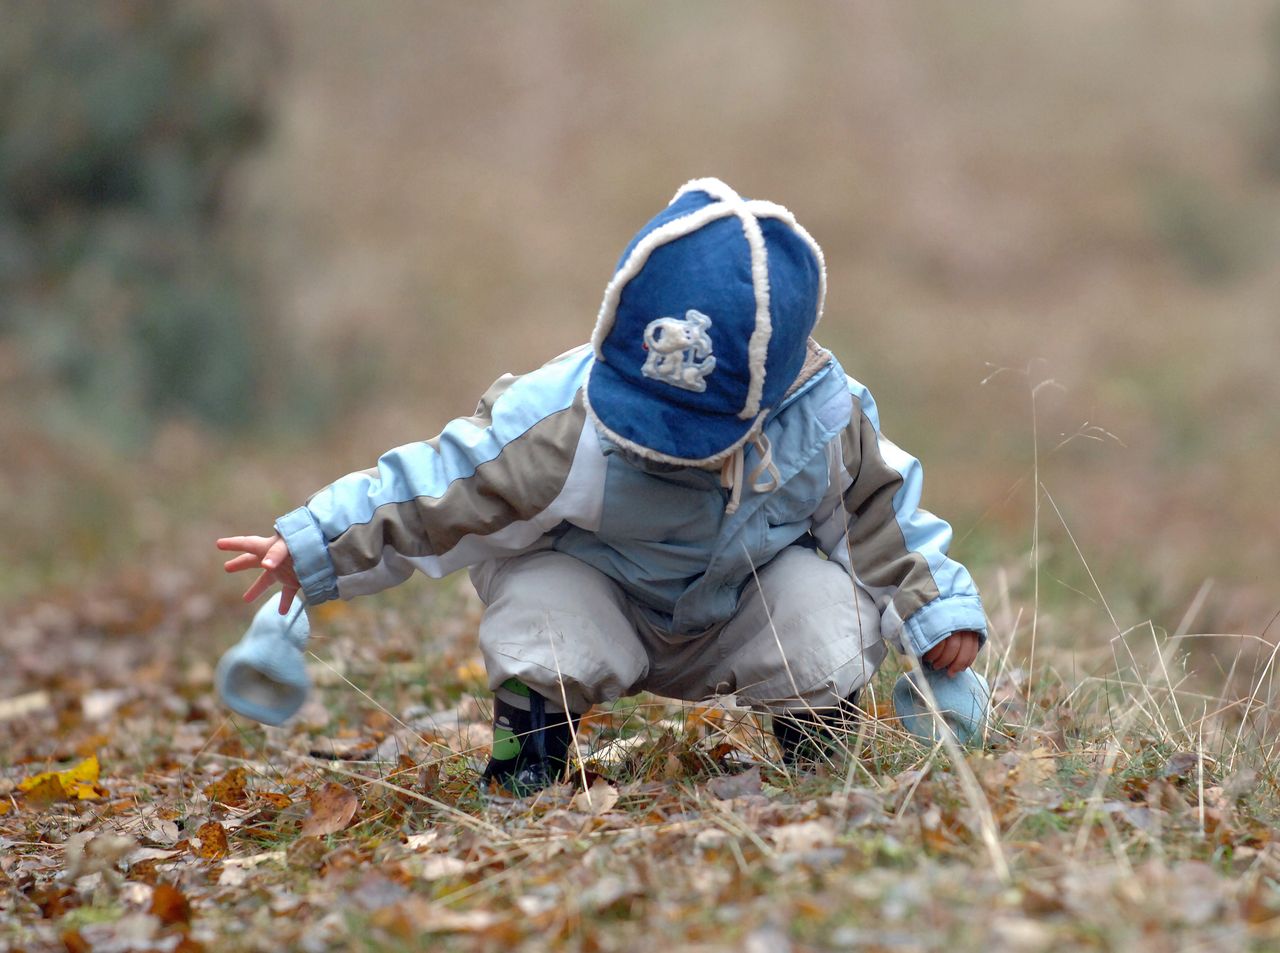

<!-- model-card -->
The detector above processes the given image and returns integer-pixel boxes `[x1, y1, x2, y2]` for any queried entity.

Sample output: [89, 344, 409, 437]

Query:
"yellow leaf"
[22, 775, 68, 806]
[19, 756, 107, 801]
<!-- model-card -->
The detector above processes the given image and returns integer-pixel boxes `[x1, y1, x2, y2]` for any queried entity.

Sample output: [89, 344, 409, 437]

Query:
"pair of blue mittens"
[215, 593, 311, 726]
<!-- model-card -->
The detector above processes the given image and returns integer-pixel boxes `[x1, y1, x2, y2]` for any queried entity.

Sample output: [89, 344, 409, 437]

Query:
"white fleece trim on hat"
[584, 383, 769, 469]
[743, 199, 828, 328]
[673, 180, 775, 419]
[672, 176, 742, 205]
[734, 202, 772, 420]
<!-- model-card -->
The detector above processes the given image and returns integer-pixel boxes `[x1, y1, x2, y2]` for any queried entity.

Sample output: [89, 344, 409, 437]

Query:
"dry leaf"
[1012, 747, 1057, 786]
[18, 755, 108, 802]
[405, 831, 440, 851]
[286, 835, 328, 868]
[192, 821, 229, 860]
[19, 774, 67, 806]
[0, 690, 51, 721]
[221, 850, 285, 870]
[395, 897, 500, 932]
[1161, 751, 1213, 784]
[770, 819, 836, 853]
[61, 929, 91, 953]
[587, 734, 648, 766]
[203, 767, 248, 806]
[571, 778, 620, 815]
[414, 854, 468, 880]
[218, 851, 285, 887]
[30, 885, 77, 919]
[300, 781, 359, 836]
[258, 791, 292, 809]
[150, 882, 192, 926]
[708, 767, 763, 800]
[65, 832, 136, 879]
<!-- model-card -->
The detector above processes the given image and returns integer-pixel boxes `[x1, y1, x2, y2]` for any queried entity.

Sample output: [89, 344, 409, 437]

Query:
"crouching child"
[216, 178, 990, 792]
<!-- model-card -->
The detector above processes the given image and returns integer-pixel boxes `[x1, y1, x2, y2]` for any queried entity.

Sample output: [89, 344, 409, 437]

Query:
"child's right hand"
[216, 533, 301, 612]
[922, 630, 981, 677]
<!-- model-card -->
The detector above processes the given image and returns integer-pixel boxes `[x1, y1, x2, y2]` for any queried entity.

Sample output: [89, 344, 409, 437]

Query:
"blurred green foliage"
[1144, 174, 1254, 285]
[0, 1, 274, 442]
[1257, 6, 1280, 179]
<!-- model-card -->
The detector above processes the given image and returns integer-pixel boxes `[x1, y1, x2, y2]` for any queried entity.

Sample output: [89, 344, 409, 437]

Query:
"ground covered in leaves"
[3, 570, 1280, 952]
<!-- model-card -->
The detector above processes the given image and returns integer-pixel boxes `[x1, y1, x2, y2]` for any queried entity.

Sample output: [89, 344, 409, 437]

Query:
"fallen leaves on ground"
[5, 574, 1280, 952]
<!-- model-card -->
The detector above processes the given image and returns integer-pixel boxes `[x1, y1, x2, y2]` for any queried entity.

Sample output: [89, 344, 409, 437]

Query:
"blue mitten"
[892, 667, 990, 745]
[215, 593, 311, 726]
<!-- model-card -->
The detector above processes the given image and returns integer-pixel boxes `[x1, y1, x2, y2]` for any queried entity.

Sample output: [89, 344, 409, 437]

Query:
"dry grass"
[3, 410, 1280, 950]
[4, 3, 1280, 949]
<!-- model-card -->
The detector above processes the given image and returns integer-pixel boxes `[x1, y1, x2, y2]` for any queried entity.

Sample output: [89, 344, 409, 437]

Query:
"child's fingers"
[947, 635, 979, 676]
[278, 586, 299, 614]
[261, 537, 291, 570]
[929, 638, 960, 673]
[222, 553, 262, 573]
[242, 569, 276, 603]
[217, 535, 271, 555]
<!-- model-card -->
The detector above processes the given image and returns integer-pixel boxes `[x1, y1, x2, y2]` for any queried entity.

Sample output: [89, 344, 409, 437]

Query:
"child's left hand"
[922, 630, 981, 677]
[216, 533, 301, 612]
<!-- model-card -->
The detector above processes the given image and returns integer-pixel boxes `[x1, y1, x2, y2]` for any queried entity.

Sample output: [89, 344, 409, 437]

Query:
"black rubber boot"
[771, 690, 863, 767]
[482, 682, 578, 795]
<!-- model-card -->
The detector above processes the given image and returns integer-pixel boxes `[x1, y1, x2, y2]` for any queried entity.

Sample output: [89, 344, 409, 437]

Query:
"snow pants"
[470, 545, 886, 715]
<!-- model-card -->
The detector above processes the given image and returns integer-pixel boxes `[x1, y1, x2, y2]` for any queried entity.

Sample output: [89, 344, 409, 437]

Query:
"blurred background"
[2, 0, 1278, 685]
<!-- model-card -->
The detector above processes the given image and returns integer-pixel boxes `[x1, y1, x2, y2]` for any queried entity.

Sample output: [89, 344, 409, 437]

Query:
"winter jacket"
[276, 342, 987, 658]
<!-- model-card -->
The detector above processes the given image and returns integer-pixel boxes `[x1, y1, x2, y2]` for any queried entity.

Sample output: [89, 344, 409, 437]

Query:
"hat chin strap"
[720, 422, 781, 516]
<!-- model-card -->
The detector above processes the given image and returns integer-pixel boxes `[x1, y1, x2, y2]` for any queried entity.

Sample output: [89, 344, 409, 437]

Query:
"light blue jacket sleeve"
[275, 351, 606, 606]
[813, 378, 987, 658]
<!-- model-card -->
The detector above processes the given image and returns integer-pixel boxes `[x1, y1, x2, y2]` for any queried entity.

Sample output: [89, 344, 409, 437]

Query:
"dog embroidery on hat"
[641, 309, 717, 393]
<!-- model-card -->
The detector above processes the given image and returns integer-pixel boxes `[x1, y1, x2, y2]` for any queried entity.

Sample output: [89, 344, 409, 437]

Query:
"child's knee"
[483, 619, 647, 713]
[731, 616, 887, 710]
[475, 550, 647, 709]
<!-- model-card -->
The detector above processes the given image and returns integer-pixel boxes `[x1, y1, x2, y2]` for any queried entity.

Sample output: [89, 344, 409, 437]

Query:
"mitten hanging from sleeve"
[215, 592, 311, 726]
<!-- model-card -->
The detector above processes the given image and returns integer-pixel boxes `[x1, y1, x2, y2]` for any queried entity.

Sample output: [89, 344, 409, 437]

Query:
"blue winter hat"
[586, 178, 827, 465]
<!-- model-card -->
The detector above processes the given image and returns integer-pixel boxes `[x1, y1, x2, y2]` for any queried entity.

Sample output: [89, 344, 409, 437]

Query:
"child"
[217, 178, 989, 791]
